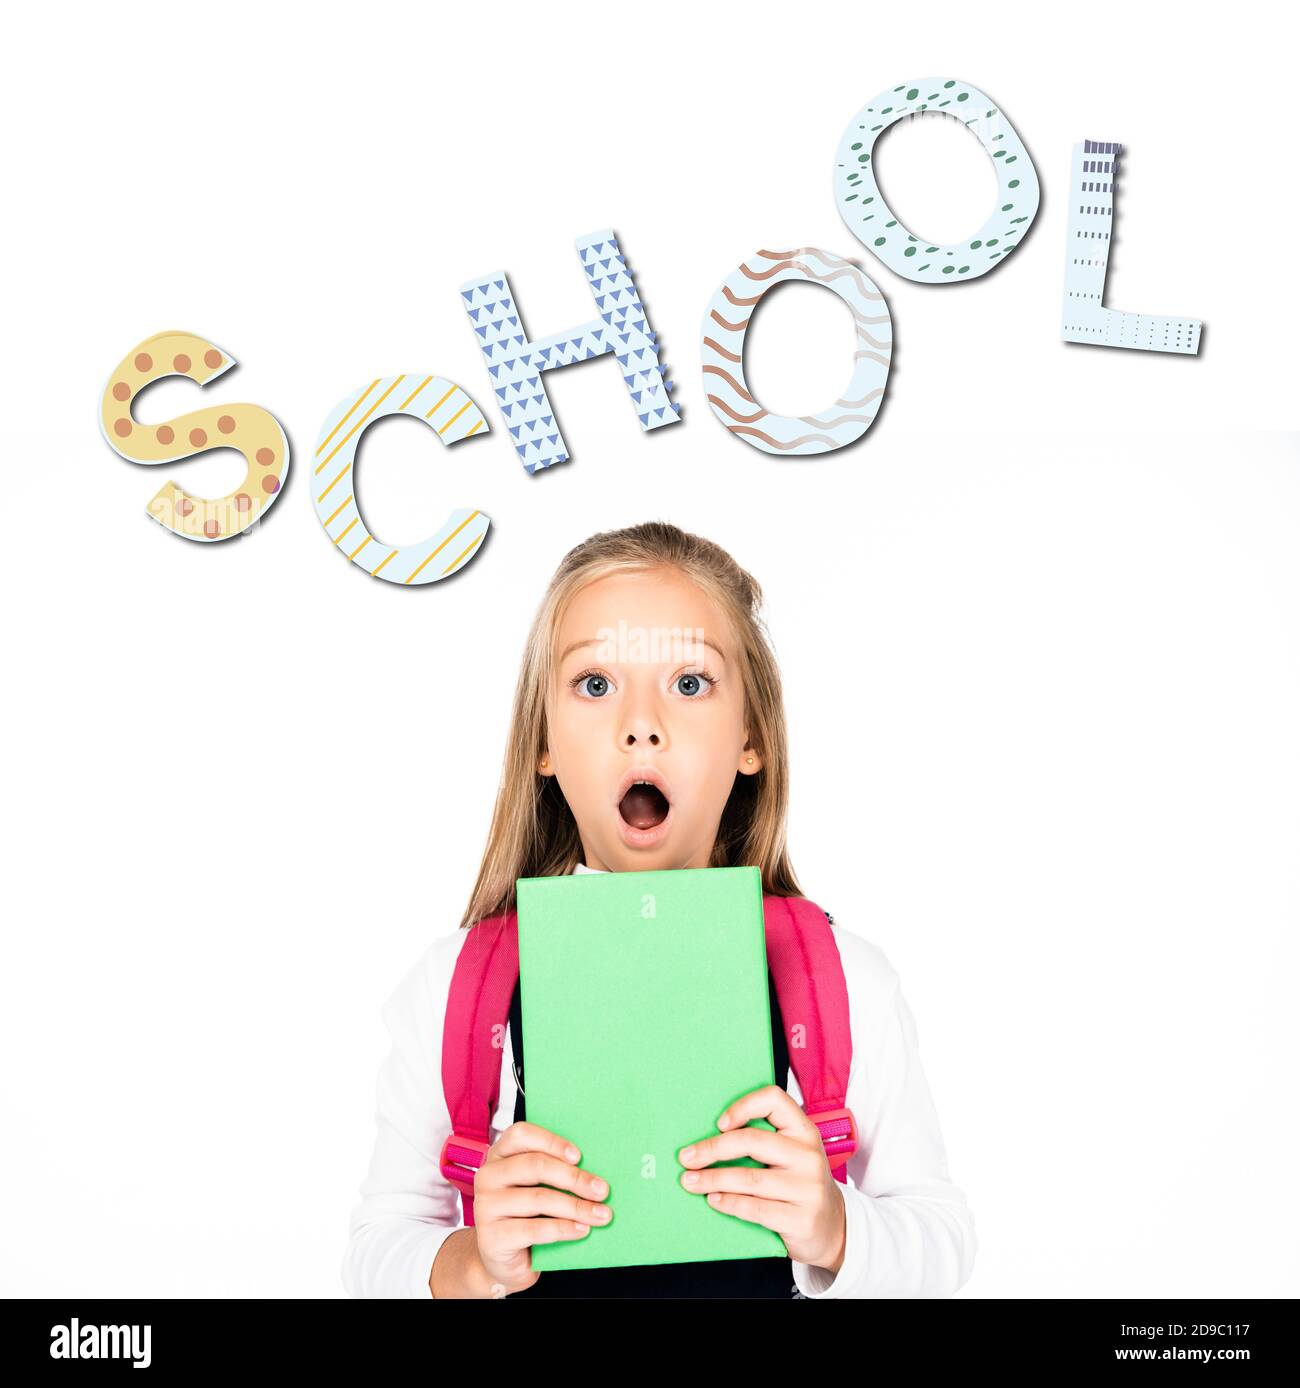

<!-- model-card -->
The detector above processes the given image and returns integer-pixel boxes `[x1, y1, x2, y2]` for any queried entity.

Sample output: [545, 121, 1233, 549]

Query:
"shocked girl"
[342, 520, 976, 1298]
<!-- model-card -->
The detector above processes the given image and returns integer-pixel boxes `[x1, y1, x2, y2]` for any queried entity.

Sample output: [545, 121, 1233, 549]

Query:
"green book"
[515, 865, 786, 1272]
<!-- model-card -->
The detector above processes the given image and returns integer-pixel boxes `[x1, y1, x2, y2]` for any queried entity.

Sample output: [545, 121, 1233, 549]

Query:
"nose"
[622, 707, 662, 748]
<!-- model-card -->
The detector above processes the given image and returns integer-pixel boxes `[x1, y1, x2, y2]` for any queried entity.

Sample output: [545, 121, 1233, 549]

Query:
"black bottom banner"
[2, 1296, 1289, 1372]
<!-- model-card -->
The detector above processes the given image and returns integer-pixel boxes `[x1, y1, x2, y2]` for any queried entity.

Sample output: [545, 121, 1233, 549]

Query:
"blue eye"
[573, 672, 610, 697]
[675, 670, 717, 696]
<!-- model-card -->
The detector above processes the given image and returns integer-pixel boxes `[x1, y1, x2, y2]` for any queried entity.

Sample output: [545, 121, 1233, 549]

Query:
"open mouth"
[617, 778, 671, 830]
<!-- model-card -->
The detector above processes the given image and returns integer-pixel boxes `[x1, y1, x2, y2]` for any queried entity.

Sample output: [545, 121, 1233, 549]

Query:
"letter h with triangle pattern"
[460, 229, 680, 473]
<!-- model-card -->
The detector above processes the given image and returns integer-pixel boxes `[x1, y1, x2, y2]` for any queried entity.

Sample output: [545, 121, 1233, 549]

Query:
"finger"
[680, 1161, 805, 1204]
[480, 1183, 613, 1231]
[678, 1126, 821, 1175]
[701, 1188, 805, 1238]
[477, 1148, 610, 1203]
[488, 1121, 584, 1164]
[716, 1084, 820, 1145]
[496, 1216, 598, 1254]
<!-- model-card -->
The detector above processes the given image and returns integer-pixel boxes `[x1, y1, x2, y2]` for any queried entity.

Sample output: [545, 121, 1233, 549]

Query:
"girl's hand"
[677, 1085, 847, 1274]
[470, 1121, 613, 1296]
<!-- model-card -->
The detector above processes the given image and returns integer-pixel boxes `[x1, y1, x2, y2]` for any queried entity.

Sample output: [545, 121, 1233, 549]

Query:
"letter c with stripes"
[460, 229, 680, 473]
[312, 375, 490, 585]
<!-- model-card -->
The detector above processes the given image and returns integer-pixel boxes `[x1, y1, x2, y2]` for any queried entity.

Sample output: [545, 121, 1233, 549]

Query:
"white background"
[3, 0, 1297, 1297]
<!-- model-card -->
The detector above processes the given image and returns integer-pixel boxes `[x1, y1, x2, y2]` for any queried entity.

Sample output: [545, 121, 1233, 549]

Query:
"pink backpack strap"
[438, 909, 519, 1227]
[762, 894, 859, 1185]
[438, 895, 857, 1225]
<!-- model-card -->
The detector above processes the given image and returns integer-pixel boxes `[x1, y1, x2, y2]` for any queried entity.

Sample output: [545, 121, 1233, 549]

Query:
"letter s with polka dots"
[99, 330, 289, 543]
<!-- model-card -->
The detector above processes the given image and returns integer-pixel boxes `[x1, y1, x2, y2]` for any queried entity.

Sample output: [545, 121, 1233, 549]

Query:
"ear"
[738, 740, 763, 776]
[537, 749, 554, 777]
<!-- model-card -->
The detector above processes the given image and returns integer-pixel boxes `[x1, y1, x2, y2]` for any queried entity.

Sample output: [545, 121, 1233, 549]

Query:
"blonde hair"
[458, 520, 803, 928]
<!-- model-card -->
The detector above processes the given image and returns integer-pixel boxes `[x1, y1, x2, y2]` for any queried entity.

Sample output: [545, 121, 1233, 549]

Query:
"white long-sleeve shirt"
[341, 862, 977, 1298]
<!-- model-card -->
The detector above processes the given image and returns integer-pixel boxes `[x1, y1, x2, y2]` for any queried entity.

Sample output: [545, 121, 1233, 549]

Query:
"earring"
[746, 756, 754, 765]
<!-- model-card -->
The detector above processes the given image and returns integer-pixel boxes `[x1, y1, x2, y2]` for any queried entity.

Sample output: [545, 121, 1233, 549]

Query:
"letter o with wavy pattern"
[700, 248, 892, 456]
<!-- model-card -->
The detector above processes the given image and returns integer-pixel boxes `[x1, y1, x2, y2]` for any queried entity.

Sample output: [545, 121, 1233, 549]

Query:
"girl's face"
[540, 566, 762, 872]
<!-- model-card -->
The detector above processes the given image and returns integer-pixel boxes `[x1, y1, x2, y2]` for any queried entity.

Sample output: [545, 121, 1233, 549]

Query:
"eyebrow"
[560, 636, 728, 663]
